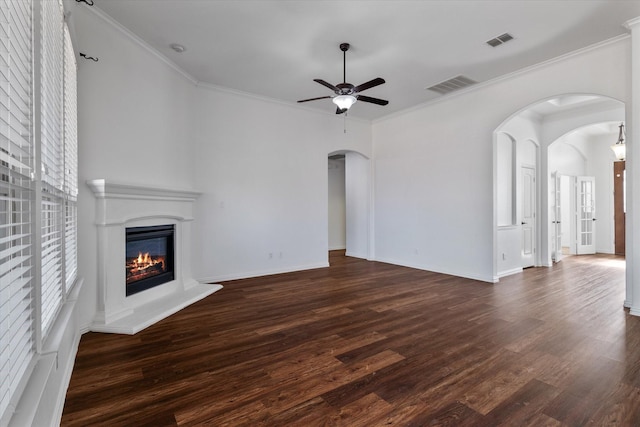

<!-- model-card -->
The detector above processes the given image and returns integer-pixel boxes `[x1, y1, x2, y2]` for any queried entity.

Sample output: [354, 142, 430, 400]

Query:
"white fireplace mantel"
[87, 179, 222, 334]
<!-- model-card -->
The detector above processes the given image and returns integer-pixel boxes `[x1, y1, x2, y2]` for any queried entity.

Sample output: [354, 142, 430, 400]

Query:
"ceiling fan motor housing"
[336, 83, 355, 94]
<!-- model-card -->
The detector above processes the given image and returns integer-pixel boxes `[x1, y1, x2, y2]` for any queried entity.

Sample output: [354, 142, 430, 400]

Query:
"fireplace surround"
[87, 179, 221, 334]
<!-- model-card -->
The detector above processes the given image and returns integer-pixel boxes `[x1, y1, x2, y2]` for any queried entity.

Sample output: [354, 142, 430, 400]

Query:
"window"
[63, 25, 78, 291]
[40, 0, 64, 337]
[0, 0, 78, 421]
[0, 0, 36, 419]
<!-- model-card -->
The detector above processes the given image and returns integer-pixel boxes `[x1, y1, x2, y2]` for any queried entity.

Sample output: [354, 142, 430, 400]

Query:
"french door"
[552, 172, 563, 262]
[576, 176, 596, 255]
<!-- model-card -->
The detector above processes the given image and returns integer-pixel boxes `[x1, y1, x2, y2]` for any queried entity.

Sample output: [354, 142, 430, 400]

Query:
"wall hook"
[75, 0, 94, 5]
[80, 52, 98, 62]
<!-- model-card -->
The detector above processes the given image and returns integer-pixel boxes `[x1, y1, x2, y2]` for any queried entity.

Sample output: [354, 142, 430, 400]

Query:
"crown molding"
[624, 16, 640, 30]
[373, 33, 630, 125]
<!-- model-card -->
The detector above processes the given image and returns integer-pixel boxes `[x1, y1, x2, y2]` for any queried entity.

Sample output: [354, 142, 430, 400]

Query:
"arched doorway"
[494, 94, 625, 280]
[548, 122, 624, 259]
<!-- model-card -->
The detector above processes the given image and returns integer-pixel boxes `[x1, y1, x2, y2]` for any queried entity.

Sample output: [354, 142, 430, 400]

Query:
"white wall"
[373, 38, 629, 282]
[328, 158, 346, 250]
[192, 87, 371, 282]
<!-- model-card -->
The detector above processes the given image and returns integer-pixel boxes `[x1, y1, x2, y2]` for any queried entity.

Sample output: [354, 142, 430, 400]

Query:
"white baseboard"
[373, 256, 495, 283]
[198, 262, 329, 283]
[497, 267, 523, 279]
[345, 251, 368, 259]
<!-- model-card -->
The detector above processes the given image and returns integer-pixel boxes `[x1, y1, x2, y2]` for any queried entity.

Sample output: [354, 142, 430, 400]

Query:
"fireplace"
[87, 179, 222, 334]
[126, 224, 175, 296]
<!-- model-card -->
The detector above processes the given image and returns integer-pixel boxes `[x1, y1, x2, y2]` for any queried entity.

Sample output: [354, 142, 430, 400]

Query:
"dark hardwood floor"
[62, 251, 640, 426]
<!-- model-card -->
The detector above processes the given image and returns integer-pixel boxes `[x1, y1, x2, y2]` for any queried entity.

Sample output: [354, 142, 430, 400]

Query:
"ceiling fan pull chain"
[344, 112, 347, 133]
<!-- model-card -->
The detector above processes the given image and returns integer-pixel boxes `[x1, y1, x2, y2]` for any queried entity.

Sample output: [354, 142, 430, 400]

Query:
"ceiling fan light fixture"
[332, 94, 357, 110]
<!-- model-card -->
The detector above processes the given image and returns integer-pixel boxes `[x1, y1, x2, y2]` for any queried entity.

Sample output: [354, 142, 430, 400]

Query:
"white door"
[521, 166, 536, 268]
[552, 172, 563, 262]
[576, 176, 596, 255]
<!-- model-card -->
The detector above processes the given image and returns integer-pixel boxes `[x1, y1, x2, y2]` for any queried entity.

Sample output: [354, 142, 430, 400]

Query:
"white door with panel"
[576, 176, 596, 255]
[521, 166, 536, 268]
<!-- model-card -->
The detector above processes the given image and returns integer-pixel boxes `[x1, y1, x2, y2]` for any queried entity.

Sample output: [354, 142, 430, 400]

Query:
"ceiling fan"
[297, 43, 388, 114]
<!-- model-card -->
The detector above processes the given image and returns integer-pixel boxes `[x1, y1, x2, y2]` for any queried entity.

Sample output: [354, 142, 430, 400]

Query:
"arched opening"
[494, 94, 625, 280]
[328, 150, 371, 263]
[549, 122, 624, 258]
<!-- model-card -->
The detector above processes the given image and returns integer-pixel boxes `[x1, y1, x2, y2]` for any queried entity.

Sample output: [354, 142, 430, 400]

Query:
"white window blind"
[63, 25, 77, 291]
[0, 0, 35, 419]
[40, 0, 64, 337]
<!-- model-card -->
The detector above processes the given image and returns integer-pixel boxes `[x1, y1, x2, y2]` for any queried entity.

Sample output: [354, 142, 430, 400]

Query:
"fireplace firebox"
[125, 224, 175, 296]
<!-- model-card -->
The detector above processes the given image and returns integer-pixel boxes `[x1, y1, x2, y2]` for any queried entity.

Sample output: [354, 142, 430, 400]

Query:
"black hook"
[80, 52, 98, 62]
[76, 0, 94, 5]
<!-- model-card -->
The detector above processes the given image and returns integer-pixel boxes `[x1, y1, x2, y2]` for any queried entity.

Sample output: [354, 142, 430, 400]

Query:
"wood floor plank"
[484, 379, 561, 426]
[405, 400, 485, 427]
[330, 392, 393, 426]
[62, 251, 637, 425]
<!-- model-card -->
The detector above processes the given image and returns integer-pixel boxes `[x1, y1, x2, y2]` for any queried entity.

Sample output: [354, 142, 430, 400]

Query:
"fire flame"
[126, 251, 167, 285]
[132, 252, 162, 269]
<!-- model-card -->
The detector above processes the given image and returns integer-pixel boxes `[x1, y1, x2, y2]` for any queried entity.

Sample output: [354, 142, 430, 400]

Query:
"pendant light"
[611, 123, 626, 161]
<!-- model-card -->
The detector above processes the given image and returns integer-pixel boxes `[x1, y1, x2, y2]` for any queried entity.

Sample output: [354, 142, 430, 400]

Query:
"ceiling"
[90, 0, 640, 121]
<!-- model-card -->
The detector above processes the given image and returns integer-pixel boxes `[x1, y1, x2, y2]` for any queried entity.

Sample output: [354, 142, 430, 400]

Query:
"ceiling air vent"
[486, 33, 514, 47]
[426, 75, 477, 95]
